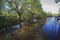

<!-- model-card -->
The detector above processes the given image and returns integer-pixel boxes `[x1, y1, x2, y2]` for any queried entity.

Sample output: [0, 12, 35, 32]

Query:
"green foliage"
[0, 12, 19, 28]
[58, 14, 60, 17]
[0, 0, 2, 12]
[58, 10, 60, 17]
[23, 0, 46, 18]
[0, 0, 2, 5]
[46, 12, 53, 17]
[8, 0, 46, 18]
[0, 0, 47, 28]
[20, 0, 47, 23]
[21, 9, 34, 22]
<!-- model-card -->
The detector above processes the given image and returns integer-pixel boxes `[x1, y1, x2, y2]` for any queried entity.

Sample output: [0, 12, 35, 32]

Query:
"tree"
[46, 12, 53, 17]
[0, 0, 47, 39]
[58, 9, 60, 17]
[0, 0, 2, 13]
[0, 12, 19, 28]
[0, 0, 46, 28]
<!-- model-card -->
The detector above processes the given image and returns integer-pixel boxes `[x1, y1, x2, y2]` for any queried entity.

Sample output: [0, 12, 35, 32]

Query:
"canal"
[41, 17, 60, 40]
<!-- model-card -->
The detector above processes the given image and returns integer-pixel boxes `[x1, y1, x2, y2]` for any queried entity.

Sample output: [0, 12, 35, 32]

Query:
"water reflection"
[41, 17, 60, 40]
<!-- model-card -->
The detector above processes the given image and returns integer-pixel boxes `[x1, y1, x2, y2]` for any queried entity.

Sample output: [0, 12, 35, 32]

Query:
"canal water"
[41, 17, 60, 40]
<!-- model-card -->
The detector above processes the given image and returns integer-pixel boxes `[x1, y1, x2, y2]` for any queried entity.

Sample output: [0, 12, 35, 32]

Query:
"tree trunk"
[19, 15, 22, 28]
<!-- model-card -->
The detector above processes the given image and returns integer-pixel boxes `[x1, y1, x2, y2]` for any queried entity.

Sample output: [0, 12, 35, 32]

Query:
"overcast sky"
[40, 0, 59, 14]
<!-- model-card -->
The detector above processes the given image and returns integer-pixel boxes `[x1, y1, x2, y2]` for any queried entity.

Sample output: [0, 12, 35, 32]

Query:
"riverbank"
[0, 18, 46, 40]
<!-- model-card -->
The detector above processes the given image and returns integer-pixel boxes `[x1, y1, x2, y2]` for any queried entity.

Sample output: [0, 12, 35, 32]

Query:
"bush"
[0, 12, 19, 28]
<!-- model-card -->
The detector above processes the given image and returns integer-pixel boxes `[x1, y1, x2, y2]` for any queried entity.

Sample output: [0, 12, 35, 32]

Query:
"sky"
[40, 0, 60, 14]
